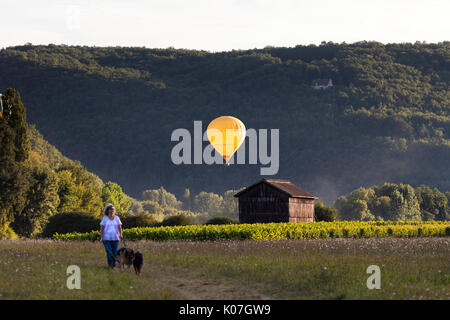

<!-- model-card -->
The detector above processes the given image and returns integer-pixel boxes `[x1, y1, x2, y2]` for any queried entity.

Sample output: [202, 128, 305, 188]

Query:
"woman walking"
[100, 204, 123, 268]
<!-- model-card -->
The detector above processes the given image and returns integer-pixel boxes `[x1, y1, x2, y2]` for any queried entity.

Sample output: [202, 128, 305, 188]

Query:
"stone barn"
[234, 178, 319, 223]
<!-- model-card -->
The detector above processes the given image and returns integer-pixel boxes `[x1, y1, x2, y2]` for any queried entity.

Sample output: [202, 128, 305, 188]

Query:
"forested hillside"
[0, 88, 134, 237]
[1, 42, 449, 202]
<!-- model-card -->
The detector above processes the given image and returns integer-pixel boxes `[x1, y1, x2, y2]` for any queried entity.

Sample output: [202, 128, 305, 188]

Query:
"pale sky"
[1, 0, 449, 51]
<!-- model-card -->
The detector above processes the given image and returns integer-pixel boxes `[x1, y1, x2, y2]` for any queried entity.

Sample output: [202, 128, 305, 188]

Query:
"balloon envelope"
[206, 116, 246, 163]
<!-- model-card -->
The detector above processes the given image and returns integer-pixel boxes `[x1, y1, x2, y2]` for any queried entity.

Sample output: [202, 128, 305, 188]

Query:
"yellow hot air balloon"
[207, 116, 246, 164]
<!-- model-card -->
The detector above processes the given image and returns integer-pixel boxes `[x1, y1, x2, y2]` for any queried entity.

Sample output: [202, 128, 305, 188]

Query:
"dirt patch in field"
[148, 265, 271, 300]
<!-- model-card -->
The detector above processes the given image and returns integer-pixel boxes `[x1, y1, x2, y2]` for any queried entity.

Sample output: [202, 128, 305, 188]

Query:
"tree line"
[334, 183, 450, 221]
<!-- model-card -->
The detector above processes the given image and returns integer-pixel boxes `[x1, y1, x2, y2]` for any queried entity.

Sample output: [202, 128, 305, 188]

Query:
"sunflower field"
[52, 221, 450, 241]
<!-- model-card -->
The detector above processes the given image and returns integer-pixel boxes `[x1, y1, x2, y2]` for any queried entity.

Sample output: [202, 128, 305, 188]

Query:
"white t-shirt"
[100, 216, 122, 240]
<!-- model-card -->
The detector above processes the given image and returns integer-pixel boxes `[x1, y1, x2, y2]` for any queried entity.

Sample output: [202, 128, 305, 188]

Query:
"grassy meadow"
[0, 238, 448, 300]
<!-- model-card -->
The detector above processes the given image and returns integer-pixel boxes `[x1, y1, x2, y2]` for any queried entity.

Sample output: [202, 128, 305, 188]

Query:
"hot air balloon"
[206, 116, 246, 165]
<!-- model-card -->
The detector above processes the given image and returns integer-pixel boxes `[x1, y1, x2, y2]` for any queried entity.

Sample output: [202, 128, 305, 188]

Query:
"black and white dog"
[133, 251, 143, 275]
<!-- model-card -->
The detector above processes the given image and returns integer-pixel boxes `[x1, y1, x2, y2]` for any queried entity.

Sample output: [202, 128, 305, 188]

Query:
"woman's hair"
[103, 203, 116, 216]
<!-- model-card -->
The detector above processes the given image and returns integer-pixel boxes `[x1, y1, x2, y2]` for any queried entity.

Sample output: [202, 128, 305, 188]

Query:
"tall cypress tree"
[5, 88, 29, 161]
[0, 88, 30, 237]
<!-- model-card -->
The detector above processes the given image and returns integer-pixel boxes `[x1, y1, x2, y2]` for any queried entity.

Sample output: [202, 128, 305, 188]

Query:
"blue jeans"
[102, 240, 119, 267]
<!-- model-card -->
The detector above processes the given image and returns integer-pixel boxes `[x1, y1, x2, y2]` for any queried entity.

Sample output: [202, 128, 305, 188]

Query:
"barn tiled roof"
[234, 178, 319, 199]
